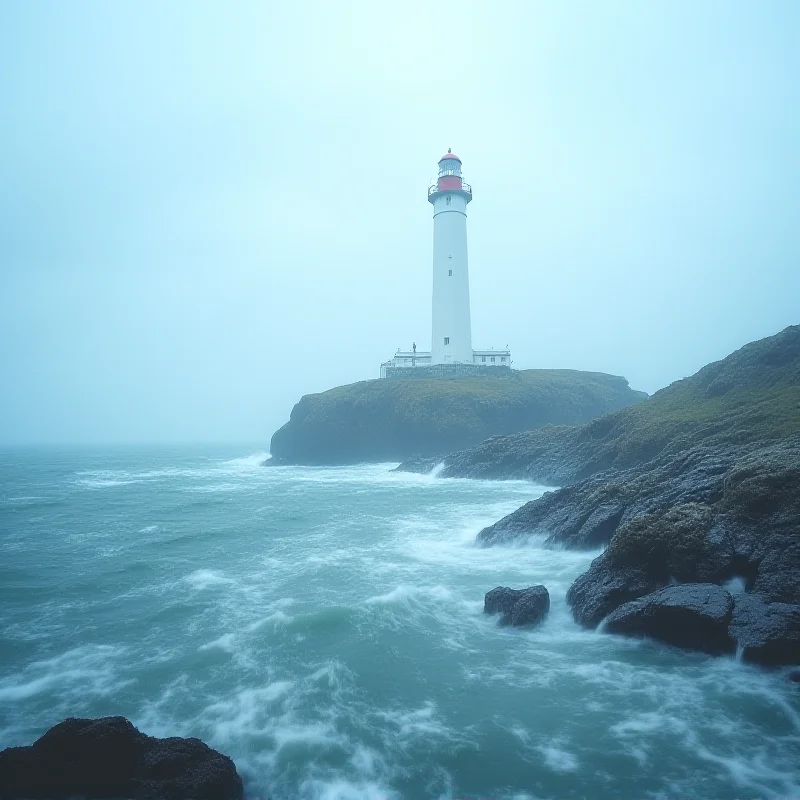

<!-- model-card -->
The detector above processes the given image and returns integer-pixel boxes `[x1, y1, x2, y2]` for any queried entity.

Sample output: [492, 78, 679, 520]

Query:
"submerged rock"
[0, 716, 244, 800]
[484, 585, 550, 627]
[602, 584, 735, 655]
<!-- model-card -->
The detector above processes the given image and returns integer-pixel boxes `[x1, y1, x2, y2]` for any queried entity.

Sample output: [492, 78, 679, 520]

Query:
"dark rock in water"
[390, 456, 442, 475]
[566, 558, 664, 628]
[729, 593, 800, 666]
[0, 716, 244, 800]
[484, 585, 550, 627]
[603, 584, 735, 655]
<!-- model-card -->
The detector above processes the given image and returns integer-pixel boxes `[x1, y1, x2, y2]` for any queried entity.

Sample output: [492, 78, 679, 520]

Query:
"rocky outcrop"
[602, 584, 735, 655]
[484, 585, 550, 627]
[267, 369, 646, 466]
[0, 716, 244, 800]
[469, 327, 800, 665]
[401, 325, 800, 483]
[566, 560, 663, 628]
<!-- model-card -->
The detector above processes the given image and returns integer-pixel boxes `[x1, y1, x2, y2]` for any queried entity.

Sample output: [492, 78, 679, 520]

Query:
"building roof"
[439, 152, 461, 163]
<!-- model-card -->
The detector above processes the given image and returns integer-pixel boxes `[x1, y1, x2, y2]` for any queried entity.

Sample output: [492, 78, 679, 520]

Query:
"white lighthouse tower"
[428, 150, 473, 364]
[379, 151, 511, 378]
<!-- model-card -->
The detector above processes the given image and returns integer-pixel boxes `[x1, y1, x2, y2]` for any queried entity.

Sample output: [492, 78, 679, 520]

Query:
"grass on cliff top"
[576, 325, 800, 468]
[298, 369, 644, 421]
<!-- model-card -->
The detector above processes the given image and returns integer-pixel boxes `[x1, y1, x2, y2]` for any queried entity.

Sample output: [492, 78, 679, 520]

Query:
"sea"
[1, 446, 798, 800]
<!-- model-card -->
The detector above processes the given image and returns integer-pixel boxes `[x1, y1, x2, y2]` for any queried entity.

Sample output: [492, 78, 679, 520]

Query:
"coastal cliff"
[454, 326, 800, 666]
[267, 369, 646, 466]
[404, 325, 800, 485]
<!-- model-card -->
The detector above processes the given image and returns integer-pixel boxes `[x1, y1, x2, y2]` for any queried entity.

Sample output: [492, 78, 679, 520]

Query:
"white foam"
[349, 744, 385, 777]
[221, 452, 270, 469]
[723, 575, 748, 595]
[375, 702, 451, 740]
[184, 569, 237, 590]
[203, 682, 296, 741]
[536, 742, 580, 773]
[0, 645, 126, 702]
[364, 584, 453, 607]
[611, 711, 687, 737]
[199, 633, 237, 652]
[272, 720, 341, 750]
[693, 741, 800, 796]
[78, 477, 149, 488]
[248, 611, 291, 631]
[187, 483, 243, 493]
[510, 725, 530, 744]
[299, 777, 393, 800]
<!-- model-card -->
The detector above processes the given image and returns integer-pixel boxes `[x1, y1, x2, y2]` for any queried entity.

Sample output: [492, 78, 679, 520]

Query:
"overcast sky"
[1, 1, 798, 445]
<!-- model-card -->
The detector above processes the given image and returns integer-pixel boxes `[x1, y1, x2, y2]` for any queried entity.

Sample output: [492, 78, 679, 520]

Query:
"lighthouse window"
[482, 356, 486, 363]
[501, 357, 506, 363]
[448, 270, 452, 276]
[491, 357, 496, 363]
[444, 337, 450, 345]
[446, 196, 451, 206]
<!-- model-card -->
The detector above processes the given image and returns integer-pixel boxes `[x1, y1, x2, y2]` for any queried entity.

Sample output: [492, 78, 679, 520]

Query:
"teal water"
[1, 447, 798, 800]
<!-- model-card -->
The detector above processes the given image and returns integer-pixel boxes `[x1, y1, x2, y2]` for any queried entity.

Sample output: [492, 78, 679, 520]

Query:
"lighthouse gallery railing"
[428, 181, 472, 198]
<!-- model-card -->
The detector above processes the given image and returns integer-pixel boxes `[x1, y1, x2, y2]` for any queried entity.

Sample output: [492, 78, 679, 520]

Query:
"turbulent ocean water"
[1, 447, 799, 800]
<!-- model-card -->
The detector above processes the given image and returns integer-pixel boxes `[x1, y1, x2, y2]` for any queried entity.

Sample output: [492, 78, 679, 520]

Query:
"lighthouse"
[428, 149, 473, 364]
[379, 151, 511, 378]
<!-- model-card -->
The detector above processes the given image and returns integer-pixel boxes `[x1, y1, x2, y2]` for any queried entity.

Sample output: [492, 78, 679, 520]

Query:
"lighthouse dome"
[438, 150, 462, 178]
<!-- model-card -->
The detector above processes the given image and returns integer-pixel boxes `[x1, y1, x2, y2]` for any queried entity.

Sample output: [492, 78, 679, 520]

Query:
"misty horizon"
[2, 1, 798, 445]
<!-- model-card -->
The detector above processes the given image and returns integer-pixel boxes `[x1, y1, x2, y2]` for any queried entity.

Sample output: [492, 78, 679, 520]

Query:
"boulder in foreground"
[602, 584, 735, 655]
[484, 585, 550, 627]
[0, 716, 244, 800]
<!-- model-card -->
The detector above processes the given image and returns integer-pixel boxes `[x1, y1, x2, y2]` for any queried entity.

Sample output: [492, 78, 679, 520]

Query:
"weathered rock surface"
[403, 324, 800, 483]
[729, 593, 800, 665]
[566, 560, 663, 628]
[484, 585, 550, 627]
[602, 584, 736, 655]
[268, 369, 645, 466]
[468, 326, 800, 665]
[0, 716, 244, 800]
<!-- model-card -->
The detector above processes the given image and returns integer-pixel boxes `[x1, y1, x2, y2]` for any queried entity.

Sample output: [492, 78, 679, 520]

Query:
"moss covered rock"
[430, 325, 800, 483]
[268, 370, 646, 466]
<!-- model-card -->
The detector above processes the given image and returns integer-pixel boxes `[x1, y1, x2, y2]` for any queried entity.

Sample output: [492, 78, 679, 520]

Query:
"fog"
[1, 1, 798, 445]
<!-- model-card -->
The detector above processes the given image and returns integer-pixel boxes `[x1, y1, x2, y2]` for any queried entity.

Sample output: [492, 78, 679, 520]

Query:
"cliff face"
[267, 370, 647, 466]
[424, 325, 800, 484]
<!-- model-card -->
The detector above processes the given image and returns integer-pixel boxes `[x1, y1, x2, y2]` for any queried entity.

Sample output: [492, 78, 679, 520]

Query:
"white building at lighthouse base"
[380, 347, 511, 379]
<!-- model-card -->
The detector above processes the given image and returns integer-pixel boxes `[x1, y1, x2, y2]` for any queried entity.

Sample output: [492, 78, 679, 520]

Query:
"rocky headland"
[267, 369, 646, 466]
[408, 326, 800, 666]
[0, 716, 244, 800]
